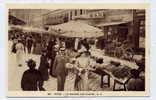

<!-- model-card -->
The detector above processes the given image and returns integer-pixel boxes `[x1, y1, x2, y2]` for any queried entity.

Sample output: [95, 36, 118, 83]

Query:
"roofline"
[42, 9, 70, 16]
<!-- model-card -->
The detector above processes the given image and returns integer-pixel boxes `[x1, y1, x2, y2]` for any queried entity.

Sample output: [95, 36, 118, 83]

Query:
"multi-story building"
[42, 9, 87, 25]
[41, 9, 108, 30]
[9, 9, 51, 27]
[74, 9, 145, 49]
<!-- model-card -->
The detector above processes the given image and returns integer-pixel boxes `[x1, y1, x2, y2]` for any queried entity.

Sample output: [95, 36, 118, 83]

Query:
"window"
[80, 9, 83, 15]
[95, 13, 98, 17]
[75, 10, 77, 16]
[90, 14, 93, 18]
[140, 20, 145, 26]
[70, 11, 72, 20]
[139, 20, 145, 37]
[64, 13, 68, 22]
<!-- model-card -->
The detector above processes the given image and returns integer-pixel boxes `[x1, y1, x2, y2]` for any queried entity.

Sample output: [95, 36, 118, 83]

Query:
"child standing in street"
[21, 59, 45, 91]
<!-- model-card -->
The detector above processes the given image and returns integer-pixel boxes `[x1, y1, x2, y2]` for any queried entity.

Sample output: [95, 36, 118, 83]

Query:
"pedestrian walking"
[74, 51, 90, 91]
[26, 36, 33, 54]
[21, 34, 26, 53]
[16, 38, 24, 67]
[49, 40, 57, 77]
[38, 49, 50, 82]
[52, 48, 69, 91]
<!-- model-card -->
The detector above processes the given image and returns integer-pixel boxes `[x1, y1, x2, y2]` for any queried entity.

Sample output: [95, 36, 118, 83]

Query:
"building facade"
[9, 9, 145, 49]
[42, 9, 88, 25]
[9, 9, 51, 27]
[75, 9, 145, 49]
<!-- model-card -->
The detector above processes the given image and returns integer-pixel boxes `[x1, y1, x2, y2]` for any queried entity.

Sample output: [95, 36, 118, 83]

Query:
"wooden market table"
[90, 50, 139, 69]
[90, 52, 139, 91]
[92, 68, 130, 91]
[68, 50, 139, 91]
[92, 68, 111, 88]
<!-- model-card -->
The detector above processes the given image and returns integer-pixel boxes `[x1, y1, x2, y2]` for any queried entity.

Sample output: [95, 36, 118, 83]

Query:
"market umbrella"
[22, 26, 49, 34]
[9, 25, 23, 30]
[9, 25, 49, 34]
[48, 27, 62, 36]
[50, 21, 104, 38]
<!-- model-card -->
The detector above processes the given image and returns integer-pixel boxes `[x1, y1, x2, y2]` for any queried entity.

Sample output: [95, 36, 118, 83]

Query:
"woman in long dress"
[16, 39, 24, 67]
[11, 37, 18, 54]
[75, 51, 90, 91]
[38, 50, 49, 81]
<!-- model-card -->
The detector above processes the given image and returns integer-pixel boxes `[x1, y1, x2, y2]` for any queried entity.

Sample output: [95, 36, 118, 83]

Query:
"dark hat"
[26, 59, 36, 68]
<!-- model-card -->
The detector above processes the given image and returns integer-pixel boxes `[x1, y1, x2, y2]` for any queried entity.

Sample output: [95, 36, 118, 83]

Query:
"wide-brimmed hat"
[60, 47, 65, 51]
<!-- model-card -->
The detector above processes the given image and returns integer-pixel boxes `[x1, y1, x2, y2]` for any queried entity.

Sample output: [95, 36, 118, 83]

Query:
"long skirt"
[75, 71, 89, 91]
[16, 50, 24, 66]
[38, 67, 49, 81]
[27, 45, 33, 54]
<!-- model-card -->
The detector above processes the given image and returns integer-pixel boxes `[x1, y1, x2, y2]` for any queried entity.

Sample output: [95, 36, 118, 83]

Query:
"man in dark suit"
[26, 36, 33, 54]
[52, 48, 69, 91]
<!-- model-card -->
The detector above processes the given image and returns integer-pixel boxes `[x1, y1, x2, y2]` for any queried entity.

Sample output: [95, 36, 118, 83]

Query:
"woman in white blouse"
[16, 39, 24, 67]
[75, 51, 90, 91]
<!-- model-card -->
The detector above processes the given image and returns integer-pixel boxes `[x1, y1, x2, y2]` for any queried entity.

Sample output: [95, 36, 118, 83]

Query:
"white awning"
[96, 21, 130, 27]
[49, 21, 104, 38]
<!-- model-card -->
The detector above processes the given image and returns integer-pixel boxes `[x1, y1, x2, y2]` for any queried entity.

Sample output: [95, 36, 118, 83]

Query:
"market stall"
[65, 47, 140, 91]
[90, 56, 138, 90]
[50, 21, 104, 38]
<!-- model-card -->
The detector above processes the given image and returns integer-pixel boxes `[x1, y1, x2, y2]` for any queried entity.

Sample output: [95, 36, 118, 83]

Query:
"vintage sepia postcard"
[6, 3, 150, 97]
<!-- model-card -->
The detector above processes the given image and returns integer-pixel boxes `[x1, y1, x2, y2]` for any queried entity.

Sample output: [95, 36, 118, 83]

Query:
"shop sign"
[108, 14, 133, 23]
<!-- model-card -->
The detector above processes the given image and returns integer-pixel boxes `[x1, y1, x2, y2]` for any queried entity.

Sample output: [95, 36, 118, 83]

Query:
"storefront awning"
[9, 25, 49, 34]
[96, 21, 130, 27]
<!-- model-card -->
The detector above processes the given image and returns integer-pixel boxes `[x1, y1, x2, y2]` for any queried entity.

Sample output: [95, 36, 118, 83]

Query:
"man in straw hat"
[52, 47, 69, 91]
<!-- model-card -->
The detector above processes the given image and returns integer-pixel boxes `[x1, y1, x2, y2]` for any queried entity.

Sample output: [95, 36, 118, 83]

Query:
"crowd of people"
[10, 33, 35, 66]
[9, 31, 145, 91]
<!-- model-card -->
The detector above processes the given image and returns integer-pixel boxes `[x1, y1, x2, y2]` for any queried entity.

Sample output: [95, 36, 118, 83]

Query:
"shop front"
[97, 11, 133, 42]
[93, 11, 135, 59]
